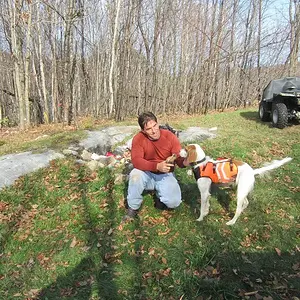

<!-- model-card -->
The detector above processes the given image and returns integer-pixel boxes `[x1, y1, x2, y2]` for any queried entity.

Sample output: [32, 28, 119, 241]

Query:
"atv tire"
[272, 102, 288, 129]
[259, 101, 271, 121]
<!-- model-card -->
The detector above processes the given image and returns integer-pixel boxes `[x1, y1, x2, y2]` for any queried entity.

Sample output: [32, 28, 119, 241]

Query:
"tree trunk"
[289, 0, 300, 75]
[109, 0, 121, 117]
[8, 0, 32, 130]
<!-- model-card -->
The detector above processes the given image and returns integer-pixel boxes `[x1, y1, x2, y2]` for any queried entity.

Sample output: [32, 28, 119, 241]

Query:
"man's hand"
[156, 161, 174, 173]
[165, 154, 177, 164]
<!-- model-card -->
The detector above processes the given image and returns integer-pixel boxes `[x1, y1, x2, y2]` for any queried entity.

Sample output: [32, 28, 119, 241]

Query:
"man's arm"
[130, 134, 158, 171]
[169, 134, 187, 168]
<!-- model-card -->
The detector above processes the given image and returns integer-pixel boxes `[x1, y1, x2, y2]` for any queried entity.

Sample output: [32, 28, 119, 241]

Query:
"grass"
[0, 108, 299, 299]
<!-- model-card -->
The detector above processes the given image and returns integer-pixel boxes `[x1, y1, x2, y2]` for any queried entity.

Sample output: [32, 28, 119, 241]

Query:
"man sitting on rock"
[123, 111, 188, 221]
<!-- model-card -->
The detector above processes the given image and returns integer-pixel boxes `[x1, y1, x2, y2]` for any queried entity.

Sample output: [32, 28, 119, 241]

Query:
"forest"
[0, 0, 299, 129]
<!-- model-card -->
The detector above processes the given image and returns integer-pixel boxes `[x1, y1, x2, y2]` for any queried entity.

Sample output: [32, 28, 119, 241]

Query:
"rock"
[75, 159, 86, 165]
[63, 149, 79, 156]
[86, 160, 105, 171]
[81, 149, 93, 160]
[91, 153, 106, 161]
[0, 150, 64, 189]
[114, 173, 128, 184]
[79, 126, 138, 154]
[68, 144, 84, 152]
[113, 145, 128, 156]
[179, 127, 217, 143]
[126, 138, 133, 150]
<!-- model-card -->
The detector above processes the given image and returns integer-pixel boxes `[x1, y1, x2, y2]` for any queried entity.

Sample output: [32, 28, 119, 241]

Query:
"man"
[124, 112, 188, 220]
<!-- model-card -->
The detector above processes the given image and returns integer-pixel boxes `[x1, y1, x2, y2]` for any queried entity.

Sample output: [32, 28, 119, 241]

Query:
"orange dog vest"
[193, 159, 238, 183]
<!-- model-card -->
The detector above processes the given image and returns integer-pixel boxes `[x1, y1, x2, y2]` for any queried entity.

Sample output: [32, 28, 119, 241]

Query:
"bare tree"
[289, 0, 300, 75]
[108, 0, 121, 117]
[6, 0, 33, 130]
[0, 0, 297, 127]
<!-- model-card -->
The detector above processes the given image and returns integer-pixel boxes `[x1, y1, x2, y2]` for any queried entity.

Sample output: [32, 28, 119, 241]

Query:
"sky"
[268, 0, 291, 24]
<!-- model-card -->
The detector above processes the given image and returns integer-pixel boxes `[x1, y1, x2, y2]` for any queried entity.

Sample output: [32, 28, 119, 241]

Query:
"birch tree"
[7, 0, 32, 129]
[108, 0, 121, 117]
[289, 0, 300, 75]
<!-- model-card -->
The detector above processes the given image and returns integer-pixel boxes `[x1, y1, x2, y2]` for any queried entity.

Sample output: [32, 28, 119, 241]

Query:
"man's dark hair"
[138, 112, 157, 129]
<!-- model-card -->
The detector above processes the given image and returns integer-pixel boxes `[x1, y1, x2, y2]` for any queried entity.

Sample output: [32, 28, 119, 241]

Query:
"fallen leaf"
[142, 271, 153, 279]
[148, 248, 155, 256]
[133, 229, 140, 236]
[161, 257, 167, 264]
[158, 267, 171, 277]
[0, 202, 8, 211]
[232, 269, 238, 275]
[275, 247, 281, 256]
[212, 268, 219, 275]
[70, 237, 77, 248]
[158, 228, 171, 235]
[244, 291, 258, 296]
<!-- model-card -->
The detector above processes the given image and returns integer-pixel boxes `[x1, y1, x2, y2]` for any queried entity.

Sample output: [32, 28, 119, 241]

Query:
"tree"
[7, 0, 32, 130]
[289, 0, 300, 75]
[108, 0, 121, 117]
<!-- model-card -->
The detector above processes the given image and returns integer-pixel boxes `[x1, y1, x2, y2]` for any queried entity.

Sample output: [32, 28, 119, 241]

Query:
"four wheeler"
[259, 77, 300, 128]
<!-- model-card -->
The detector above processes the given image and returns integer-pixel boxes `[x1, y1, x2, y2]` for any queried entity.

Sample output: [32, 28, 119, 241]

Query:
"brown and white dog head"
[180, 144, 206, 165]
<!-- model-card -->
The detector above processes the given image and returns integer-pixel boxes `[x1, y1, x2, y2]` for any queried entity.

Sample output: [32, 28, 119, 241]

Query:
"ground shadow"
[38, 167, 123, 299]
[180, 248, 300, 299]
[240, 110, 300, 128]
[240, 110, 273, 127]
[178, 174, 232, 218]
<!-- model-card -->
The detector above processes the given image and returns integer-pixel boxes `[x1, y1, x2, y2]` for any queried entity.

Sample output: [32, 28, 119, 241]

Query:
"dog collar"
[189, 157, 206, 167]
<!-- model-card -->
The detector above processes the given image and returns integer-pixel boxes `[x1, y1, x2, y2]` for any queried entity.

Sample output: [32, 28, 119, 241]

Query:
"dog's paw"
[196, 217, 204, 222]
[226, 220, 236, 226]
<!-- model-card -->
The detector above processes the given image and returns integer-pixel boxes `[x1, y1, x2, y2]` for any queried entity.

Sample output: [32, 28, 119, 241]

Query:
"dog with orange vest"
[180, 144, 292, 225]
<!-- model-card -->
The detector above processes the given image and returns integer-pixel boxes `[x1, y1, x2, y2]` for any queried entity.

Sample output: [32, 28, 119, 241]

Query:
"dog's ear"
[186, 145, 197, 164]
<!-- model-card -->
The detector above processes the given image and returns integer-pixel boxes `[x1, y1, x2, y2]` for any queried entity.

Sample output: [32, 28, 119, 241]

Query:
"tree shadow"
[180, 248, 300, 299]
[38, 167, 135, 299]
[34, 164, 299, 300]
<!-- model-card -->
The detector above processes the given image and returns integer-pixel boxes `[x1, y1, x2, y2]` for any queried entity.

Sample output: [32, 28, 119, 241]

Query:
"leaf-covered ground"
[0, 109, 299, 299]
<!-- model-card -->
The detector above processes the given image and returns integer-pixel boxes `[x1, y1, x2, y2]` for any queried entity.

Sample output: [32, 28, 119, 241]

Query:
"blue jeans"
[127, 168, 182, 210]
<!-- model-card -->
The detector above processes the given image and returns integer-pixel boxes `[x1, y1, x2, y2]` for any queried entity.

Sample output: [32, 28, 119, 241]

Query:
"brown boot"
[153, 196, 169, 210]
[121, 207, 138, 223]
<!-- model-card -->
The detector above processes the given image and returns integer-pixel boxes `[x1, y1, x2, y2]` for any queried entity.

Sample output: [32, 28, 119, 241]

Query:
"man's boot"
[122, 207, 138, 223]
[153, 196, 169, 210]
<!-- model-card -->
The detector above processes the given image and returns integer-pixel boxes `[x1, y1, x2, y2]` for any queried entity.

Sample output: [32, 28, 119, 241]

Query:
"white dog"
[180, 144, 292, 225]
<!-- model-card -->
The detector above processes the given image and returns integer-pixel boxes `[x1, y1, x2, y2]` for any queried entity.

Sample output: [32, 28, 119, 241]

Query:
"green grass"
[0, 128, 88, 156]
[0, 108, 299, 299]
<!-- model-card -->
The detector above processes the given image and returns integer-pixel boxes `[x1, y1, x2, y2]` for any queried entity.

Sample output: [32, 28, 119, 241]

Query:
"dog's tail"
[253, 157, 292, 176]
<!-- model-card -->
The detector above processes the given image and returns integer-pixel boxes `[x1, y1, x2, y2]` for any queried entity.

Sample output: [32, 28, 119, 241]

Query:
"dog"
[180, 144, 292, 225]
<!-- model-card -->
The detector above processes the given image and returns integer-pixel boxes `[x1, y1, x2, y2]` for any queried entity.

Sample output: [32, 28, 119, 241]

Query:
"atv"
[259, 77, 300, 128]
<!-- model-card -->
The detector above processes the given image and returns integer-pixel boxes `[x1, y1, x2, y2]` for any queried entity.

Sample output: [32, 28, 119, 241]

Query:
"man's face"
[143, 120, 160, 140]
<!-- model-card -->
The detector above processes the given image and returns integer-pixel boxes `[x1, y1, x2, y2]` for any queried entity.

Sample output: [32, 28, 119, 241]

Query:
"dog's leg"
[196, 178, 212, 221]
[226, 166, 254, 226]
